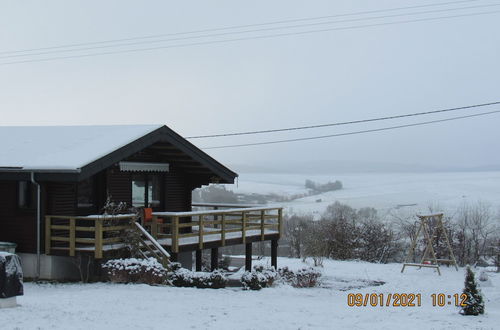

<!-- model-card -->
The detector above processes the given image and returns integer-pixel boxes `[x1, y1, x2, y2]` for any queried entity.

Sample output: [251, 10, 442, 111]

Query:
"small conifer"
[460, 266, 485, 316]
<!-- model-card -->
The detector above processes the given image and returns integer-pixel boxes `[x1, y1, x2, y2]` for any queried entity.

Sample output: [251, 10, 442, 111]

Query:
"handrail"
[152, 206, 281, 217]
[134, 222, 170, 258]
[192, 202, 263, 208]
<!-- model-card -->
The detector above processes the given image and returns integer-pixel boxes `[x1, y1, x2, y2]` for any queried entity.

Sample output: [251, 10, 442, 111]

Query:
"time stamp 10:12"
[347, 293, 468, 307]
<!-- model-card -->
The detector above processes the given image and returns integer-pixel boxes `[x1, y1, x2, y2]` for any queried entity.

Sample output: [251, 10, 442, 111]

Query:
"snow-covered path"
[2, 258, 498, 329]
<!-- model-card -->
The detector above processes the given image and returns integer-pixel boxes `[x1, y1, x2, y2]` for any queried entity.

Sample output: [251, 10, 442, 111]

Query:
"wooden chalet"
[0, 125, 282, 279]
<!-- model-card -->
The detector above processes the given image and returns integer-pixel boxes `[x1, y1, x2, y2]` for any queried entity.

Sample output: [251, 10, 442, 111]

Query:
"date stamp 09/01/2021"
[347, 293, 468, 307]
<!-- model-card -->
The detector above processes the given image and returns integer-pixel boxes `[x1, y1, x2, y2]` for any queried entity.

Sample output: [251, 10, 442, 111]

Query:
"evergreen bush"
[460, 266, 485, 316]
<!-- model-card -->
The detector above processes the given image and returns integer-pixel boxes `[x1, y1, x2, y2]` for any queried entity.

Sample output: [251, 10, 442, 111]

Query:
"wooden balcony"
[148, 205, 282, 253]
[45, 205, 283, 264]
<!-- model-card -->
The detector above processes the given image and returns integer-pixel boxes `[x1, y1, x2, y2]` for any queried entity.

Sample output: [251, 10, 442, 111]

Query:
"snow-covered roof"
[0, 125, 162, 171]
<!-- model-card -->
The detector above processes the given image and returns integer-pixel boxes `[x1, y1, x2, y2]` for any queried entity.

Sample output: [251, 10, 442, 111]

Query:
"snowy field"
[3, 258, 499, 330]
[231, 171, 500, 217]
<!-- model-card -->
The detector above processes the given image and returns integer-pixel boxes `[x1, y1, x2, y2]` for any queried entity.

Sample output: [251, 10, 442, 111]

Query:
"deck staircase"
[134, 222, 171, 267]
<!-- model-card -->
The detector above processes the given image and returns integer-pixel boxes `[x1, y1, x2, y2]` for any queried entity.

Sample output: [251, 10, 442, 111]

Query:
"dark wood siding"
[46, 183, 77, 216]
[164, 166, 191, 212]
[0, 181, 37, 253]
[107, 168, 132, 205]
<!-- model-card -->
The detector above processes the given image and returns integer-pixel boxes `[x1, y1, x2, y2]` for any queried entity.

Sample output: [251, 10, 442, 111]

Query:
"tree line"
[283, 201, 499, 269]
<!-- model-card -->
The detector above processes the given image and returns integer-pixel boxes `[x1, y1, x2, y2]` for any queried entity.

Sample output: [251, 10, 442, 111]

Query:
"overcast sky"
[1, 0, 499, 172]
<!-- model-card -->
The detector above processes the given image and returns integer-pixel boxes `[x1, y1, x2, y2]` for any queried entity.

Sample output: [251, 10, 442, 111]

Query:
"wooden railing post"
[172, 216, 179, 253]
[214, 206, 219, 229]
[95, 218, 103, 259]
[69, 217, 76, 257]
[242, 211, 247, 244]
[199, 215, 204, 250]
[151, 215, 158, 238]
[221, 214, 226, 246]
[260, 210, 265, 241]
[45, 216, 51, 255]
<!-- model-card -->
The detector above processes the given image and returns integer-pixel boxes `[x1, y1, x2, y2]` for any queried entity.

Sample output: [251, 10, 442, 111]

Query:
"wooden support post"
[242, 211, 247, 244]
[245, 242, 252, 271]
[214, 206, 219, 229]
[151, 215, 158, 238]
[95, 218, 103, 259]
[199, 215, 204, 250]
[45, 216, 51, 255]
[260, 210, 265, 241]
[172, 216, 179, 253]
[195, 249, 202, 272]
[278, 208, 283, 238]
[69, 217, 76, 257]
[170, 252, 178, 262]
[211, 247, 218, 271]
[271, 240, 278, 269]
[221, 214, 226, 246]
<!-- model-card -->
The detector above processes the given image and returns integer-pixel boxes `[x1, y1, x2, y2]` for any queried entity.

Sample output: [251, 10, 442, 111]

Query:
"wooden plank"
[151, 216, 158, 238]
[172, 216, 179, 253]
[74, 226, 96, 232]
[95, 219, 103, 258]
[261, 210, 265, 241]
[102, 237, 122, 244]
[50, 225, 70, 230]
[242, 211, 247, 244]
[69, 218, 76, 257]
[278, 208, 283, 238]
[50, 236, 71, 242]
[403, 263, 440, 269]
[45, 216, 52, 255]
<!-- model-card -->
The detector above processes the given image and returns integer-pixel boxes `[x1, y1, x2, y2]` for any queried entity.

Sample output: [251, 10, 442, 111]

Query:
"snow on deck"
[0, 125, 162, 170]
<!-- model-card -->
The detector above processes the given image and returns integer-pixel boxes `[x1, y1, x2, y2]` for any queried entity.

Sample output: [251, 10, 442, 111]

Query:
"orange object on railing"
[143, 208, 164, 223]
[143, 208, 153, 222]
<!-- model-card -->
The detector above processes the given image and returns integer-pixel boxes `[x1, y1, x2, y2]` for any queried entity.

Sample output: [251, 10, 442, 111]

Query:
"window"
[77, 178, 95, 208]
[18, 181, 34, 209]
[132, 174, 162, 208]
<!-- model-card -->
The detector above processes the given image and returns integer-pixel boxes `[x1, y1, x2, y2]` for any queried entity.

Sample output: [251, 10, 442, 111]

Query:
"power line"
[186, 101, 500, 139]
[1, 3, 497, 60]
[1, 9, 499, 66]
[200, 110, 500, 150]
[0, 0, 478, 55]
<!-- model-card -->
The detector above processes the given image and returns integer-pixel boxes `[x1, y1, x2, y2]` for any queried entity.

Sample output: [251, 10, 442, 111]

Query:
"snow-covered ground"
[232, 171, 500, 217]
[3, 258, 499, 329]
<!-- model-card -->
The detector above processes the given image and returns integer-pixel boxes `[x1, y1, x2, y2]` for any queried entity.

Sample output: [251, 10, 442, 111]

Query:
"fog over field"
[228, 170, 500, 217]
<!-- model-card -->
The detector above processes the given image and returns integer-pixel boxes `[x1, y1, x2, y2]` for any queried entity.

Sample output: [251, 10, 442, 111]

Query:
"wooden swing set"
[401, 213, 458, 276]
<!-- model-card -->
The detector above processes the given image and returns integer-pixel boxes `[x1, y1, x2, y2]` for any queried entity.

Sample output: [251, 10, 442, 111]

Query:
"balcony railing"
[45, 204, 283, 258]
[150, 206, 282, 253]
[45, 214, 135, 258]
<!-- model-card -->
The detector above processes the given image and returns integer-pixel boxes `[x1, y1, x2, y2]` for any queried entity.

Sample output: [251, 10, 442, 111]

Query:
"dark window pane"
[132, 175, 146, 207]
[148, 175, 161, 208]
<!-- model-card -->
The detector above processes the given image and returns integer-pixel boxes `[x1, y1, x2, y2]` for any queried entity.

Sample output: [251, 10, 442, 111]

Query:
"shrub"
[241, 265, 277, 290]
[169, 268, 227, 289]
[460, 266, 485, 316]
[278, 266, 321, 288]
[102, 258, 167, 285]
